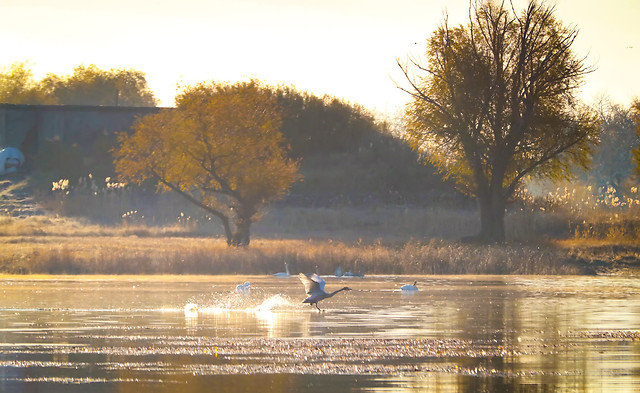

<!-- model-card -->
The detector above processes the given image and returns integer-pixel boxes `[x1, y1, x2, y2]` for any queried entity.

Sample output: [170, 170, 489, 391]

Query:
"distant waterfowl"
[273, 262, 291, 277]
[401, 281, 418, 292]
[333, 265, 363, 277]
[235, 281, 251, 294]
[298, 272, 351, 311]
[335, 266, 343, 277]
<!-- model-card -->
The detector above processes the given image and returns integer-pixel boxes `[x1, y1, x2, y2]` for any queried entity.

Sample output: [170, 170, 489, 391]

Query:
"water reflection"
[0, 275, 639, 392]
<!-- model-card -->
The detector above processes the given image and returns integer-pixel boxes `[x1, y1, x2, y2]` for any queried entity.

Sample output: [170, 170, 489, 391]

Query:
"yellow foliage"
[113, 79, 300, 245]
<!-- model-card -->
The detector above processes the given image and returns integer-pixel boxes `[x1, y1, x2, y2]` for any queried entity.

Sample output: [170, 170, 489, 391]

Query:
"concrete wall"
[0, 104, 165, 156]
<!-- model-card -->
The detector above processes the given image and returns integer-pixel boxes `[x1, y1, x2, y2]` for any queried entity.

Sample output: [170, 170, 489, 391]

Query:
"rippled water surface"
[1, 274, 639, 392]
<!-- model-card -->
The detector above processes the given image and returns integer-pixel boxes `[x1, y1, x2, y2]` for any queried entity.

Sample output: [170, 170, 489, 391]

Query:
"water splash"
[184, 302, 198, 313]
[185, 294, 297, 316]
[184, 303, 198, 317]
[250, 294, 296, 313]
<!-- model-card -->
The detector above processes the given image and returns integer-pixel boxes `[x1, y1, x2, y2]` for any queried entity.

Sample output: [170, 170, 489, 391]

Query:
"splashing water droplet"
[184, 303, 198, 317]
[251, 295, 295, 313]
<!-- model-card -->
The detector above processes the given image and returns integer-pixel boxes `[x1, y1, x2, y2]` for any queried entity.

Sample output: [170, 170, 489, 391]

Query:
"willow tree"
[114, 80, 300, 246]
[399, 0, 599, 242]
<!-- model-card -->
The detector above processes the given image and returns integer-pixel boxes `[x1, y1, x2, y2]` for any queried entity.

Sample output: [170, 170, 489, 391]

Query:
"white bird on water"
[273, 262, 290, 277]
[235, 281, 251, 294]
[298, 272, 351, 311]
[401, 281, 419, 292]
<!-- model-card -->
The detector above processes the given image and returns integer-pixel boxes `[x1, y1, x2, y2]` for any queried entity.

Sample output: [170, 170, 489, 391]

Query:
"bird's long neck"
[327, 287, 350, 298]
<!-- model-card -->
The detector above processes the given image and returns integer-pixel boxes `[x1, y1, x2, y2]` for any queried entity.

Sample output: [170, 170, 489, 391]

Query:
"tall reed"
[0, 235, 584, 275]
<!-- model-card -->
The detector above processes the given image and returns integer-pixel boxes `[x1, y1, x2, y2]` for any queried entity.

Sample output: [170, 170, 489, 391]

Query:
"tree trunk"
[220, 216, 235, 247]
[478, 190, 506, 243]
[230, 217, 251, 247]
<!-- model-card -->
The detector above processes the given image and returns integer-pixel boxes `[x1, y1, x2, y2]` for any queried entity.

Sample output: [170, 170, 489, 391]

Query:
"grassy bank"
[0, 215, 604, 276]
[1, 200, 638, 276]
[0, 234, 587, 275]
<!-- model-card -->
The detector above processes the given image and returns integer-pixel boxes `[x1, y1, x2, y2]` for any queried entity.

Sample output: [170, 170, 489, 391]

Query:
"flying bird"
[298, 272, 351, 311]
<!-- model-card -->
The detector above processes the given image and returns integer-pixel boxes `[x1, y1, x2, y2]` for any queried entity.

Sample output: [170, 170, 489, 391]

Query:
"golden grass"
[0, 229, 584, 275]
[572, 218, 640, 242]
[1, 204, 569, 242]
[0, 203, 636, 276]
[0, 215, 194, 237]
[0, 178, 30, 197]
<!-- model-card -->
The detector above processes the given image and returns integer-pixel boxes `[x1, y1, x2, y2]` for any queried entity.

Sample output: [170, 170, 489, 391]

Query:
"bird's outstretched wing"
[310, 273, 326, 291]
[299, 273, 321, 295]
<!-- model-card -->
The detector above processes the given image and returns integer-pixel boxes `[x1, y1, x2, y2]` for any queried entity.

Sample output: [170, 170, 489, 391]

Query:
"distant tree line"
[275, 87, 376, 157]
[0, 62, 157, 107]
[587, 99, 640, 192]
[273, 85, 457, 206]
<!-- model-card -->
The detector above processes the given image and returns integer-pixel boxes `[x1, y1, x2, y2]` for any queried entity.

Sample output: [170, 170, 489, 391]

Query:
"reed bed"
[0, 232, 585, 275]
[2, 183, 637, 276]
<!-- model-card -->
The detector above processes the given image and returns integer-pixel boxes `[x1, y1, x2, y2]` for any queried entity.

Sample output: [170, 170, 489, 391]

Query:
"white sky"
[1, 0, 638, 116]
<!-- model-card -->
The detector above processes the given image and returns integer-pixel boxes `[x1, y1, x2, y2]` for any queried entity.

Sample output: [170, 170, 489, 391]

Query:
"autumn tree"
[0, 62, 54, 104]
[0, 62, 157, 106]
[114, 80, 300, 246]
[40, 64, 157, 106]
[399, 0, 599, 242]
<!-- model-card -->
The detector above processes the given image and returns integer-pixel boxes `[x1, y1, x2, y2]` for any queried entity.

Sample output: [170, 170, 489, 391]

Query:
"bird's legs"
[314, 303, 323, 312]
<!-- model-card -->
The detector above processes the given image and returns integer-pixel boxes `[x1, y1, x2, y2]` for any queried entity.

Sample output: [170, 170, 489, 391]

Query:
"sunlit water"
[1, 274, 639, 392]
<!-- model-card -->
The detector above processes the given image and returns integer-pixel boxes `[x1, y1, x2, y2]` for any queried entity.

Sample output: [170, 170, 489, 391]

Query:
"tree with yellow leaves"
[0, 62, 157, 106]
[114, 80, 300, 246]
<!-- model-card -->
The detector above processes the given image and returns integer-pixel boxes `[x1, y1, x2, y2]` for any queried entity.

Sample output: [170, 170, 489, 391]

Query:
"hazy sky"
[1, 0, 638, 115]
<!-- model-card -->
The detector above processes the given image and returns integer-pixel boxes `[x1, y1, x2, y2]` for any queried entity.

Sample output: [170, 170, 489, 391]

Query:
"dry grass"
[572, 218, 640, 242]
[253, 205, 573, 242]
[0, 215, 194, 237]
[553, 238, 640, 275]
[32, 176, 639, 245]
[252, 206, 479, 241]
[33, 175, 573, 242]
[0, 226, 584, 275]
[2, 203, 568, 241]
[517, 182, 640, 242]
[1, 194, 636, 276]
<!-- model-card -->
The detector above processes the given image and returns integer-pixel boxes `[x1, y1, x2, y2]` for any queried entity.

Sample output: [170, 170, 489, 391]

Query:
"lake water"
[0, 274, 639, 392]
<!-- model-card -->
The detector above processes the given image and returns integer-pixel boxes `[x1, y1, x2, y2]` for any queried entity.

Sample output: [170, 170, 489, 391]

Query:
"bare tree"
[399, 0, 600, 242]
